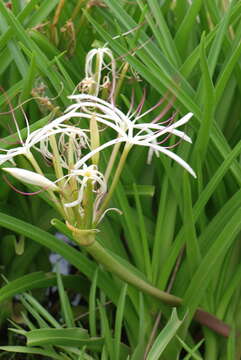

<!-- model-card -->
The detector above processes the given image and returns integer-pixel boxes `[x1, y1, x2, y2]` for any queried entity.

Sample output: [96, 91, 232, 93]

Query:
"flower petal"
[132, 140, 196, 178]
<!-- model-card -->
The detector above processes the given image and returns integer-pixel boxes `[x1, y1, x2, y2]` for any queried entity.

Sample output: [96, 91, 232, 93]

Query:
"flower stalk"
[66, 224, 231, 338]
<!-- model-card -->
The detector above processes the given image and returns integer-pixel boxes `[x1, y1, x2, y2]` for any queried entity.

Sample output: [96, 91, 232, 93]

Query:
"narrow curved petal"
[132, 140, 196, 178]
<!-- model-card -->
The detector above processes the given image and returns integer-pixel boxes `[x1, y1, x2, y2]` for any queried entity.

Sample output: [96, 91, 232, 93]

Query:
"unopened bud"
[90, 115, 100, 165]
[3, 167, 59, 191]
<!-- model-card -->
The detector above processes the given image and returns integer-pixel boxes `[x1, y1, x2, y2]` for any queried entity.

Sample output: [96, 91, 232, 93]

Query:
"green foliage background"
[0, 0, 240, 359]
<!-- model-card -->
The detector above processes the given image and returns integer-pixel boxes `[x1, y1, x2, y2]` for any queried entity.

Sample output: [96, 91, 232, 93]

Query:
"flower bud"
[3, 167, 59, 191]
[90, 115, 100, 165]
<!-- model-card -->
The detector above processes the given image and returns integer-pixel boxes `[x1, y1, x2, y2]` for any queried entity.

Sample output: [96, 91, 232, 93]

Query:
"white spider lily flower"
[65, 94, 196, 177]
[84, 47, 116, 99]
[63, 164, 107, 209]
[71, 135, 196, 178]
[37, 124, 89, 168]
[62, 164, 120, 223]
[3, 167, 60, 191]
[0, 113, 89, 166]
[66, 94, 192, 142]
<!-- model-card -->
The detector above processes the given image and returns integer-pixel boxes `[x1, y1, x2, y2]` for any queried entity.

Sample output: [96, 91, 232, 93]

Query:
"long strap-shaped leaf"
[95, 1, 241, 185]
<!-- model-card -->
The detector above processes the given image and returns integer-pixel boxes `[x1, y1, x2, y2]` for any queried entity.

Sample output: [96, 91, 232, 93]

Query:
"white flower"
[62, 164, 113, 223]
[84, 47, 116, 100]
[37, 124, 89, 169]
[64, 94, 196, 177]
[0, 114, 88, 167]
[63, 164, 107, 207]
[3, 167, 60, 191]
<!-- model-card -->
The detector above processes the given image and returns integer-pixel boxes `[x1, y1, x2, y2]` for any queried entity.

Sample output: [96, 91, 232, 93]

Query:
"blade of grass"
[217, 262, 241, 319]
[0, 13, 28, 77]
[56, 270, 75, 328]
[88, 10, 241, 187]
[20, 295, 50, 328]
[158, 139, 241, 289]
[133, 183, 152, 281]
[99, 299, 114, 359]
[22, 293, 61, 328]
[0, 0, 40, 51]
[182, 173, 200, 274]
[0, 2, 69, 104]
[89, 268, 98, 337]
[0, 212, 139, 330]
[174, 0, 203, 56]
[139, 0, 181, 66]
[152, 177, 178, 285]
[26, 0, 59, 28]
[193, 33, 215, 164]
[114, 283, 128, 360]
[215, 41, 241, 105]
[26, 328, 90, 347]
[0, 346, 64, 360]
[146, 309, 183, 360]
[183, 207, 241, 316]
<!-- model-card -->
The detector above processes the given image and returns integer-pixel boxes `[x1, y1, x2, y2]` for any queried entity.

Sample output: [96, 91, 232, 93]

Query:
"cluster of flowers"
[0, 48, 195, 229]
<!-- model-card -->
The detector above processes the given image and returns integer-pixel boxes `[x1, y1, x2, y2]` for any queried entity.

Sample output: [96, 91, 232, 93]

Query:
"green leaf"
[183, 173, 200, 274]
[0, 1, 70, 104]
[215, 40, 241, 104]
[175, 0, 203, 56]
[114, 283, 128, 360]
[26, 328, 93, 347]
[133, 183, 152, 280]
[99, 299, 114, 359]
[0, 346, 64, 360]
[124, 184, 155, 197]
[26, 0, 59, 28]
[0, 13, 28, 77]
[146, 309, 183, 359]
[183, 207, 241, 315]
[89, 268, 98, 338]
[158, 140, 241, 289]
[138, 0, 180, 66]
[177, 335, 204, 360]
[22, 293, 61, 329]
[0, 271, 86, 305]
[56, 270, 75, 328]
[89, 6, 241, 187]
[194, 33, 215, 163]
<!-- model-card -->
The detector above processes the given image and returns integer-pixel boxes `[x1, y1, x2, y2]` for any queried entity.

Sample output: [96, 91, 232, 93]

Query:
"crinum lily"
[0, 111, 88, 167]
[76, 47, 116, 102]
[62, 94, 196, 178]
[1, 88, 195, 226]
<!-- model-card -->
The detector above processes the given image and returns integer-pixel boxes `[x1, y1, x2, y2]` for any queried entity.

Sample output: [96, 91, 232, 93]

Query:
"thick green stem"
[85, 239, 181, 306]
[71, 231, 232, 337]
